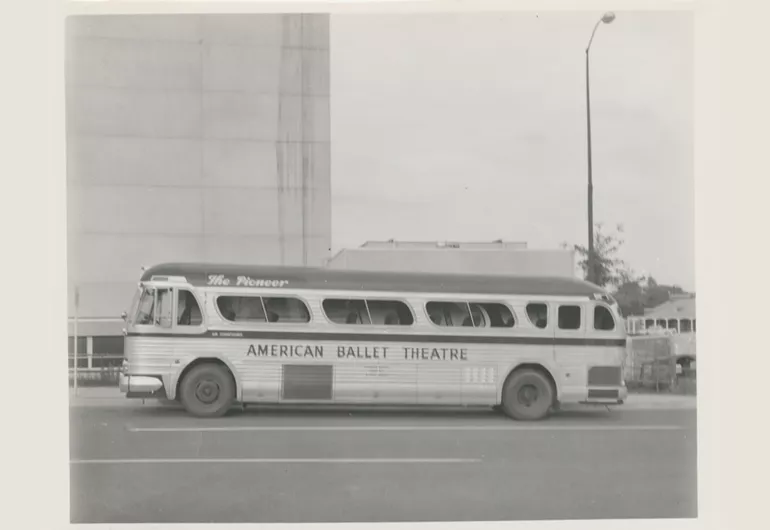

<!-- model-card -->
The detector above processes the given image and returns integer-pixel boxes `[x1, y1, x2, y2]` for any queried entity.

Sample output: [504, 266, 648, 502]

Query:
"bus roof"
[140, 262, 606, 298]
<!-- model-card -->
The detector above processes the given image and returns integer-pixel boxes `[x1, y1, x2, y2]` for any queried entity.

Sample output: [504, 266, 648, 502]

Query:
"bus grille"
[588, 366, 621, 386]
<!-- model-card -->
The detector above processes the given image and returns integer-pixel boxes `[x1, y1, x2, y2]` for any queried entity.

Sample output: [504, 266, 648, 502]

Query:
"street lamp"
[585, 11, 615, 284]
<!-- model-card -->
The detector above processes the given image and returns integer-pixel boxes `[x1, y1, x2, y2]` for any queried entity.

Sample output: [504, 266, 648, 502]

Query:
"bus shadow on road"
[117, 402, 623, 423]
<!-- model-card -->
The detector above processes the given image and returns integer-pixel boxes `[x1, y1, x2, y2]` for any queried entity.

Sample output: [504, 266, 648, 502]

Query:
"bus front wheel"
[179, 363, 235, 418]
[501, 369, 554, 421]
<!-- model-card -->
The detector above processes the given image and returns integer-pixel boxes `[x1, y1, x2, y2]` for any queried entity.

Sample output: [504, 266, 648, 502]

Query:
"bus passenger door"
[552, 302, 588, 402]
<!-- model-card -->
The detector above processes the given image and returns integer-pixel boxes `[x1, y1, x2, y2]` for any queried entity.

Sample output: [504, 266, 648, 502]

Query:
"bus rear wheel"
[179, 363, 235, 418]
[501, 369, 554, 421]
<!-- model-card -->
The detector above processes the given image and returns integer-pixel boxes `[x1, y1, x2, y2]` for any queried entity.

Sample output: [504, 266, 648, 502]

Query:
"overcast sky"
[329, 10, 694, 290]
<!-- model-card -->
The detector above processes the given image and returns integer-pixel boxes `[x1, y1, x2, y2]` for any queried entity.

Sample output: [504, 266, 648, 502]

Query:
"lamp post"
[585, 11, 615, 284]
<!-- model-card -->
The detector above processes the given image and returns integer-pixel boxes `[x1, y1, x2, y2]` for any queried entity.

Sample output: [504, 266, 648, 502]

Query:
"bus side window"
[322, 299, 371, 325]
[558, 305, 581, 330]
[263, 297, 311, 323]
[215, 296, 265, 323]
[471, 303, 515, 328]
[321, 299, 347, 324]
[366, 300, 414, 326]
[526, 303, 548, 329]
[427, 306, 445, 325]
[177, 290, 203, 326]
[216, 296, 238, 322]
[426, 301, 472, 328]
[593, 305, 615, 331]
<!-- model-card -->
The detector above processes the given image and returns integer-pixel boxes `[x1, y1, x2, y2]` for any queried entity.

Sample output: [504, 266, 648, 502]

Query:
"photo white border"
[3, 0, 763, 529]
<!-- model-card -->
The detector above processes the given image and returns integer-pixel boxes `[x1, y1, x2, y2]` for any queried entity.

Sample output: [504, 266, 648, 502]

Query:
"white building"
[66, 14, 332, 321]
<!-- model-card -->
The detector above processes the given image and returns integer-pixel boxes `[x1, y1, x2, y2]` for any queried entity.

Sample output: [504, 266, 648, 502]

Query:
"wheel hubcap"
[195, 379, 220, 404]
[517, 384, 539, 407]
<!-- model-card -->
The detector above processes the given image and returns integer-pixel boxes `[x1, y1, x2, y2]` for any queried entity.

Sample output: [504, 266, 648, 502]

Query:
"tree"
[613, 280, 646, 316]
[613, 275, 691, 317]
[563, 222, 692, 317]
[562, 223, 640, 289]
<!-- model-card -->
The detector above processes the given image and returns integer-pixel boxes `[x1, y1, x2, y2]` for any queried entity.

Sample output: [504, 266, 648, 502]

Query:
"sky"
[329, 10, 694, 291]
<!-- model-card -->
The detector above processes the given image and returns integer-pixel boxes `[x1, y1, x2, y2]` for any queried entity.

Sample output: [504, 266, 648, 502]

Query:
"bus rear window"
[593, 305, 615, 331]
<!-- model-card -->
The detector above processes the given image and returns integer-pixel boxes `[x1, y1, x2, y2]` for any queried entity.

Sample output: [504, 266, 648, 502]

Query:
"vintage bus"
[119, 263, 628, 420]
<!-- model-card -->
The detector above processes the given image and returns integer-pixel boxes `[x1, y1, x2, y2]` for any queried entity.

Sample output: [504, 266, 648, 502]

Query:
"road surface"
[69, 404, 697, 523]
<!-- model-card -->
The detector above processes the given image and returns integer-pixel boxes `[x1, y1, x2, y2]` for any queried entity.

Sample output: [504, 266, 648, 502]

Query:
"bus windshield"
[135, 287, 156, 325]
[134, 285, 174, 327]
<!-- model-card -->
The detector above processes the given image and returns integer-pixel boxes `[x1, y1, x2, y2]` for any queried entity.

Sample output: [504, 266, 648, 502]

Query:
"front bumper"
[118, 373, 166, 399]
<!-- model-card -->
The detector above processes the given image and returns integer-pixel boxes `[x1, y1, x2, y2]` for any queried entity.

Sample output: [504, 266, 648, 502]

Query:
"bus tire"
[179, 363, 235, 418]
[500, 368, 554, 421]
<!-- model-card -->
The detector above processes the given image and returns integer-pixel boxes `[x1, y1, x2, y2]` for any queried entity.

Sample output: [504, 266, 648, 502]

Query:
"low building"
[626, 294, 696, 335]
[325, 240, 577, 277]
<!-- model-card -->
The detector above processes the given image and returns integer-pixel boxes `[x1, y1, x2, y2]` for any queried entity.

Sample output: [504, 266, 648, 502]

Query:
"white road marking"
[128, 424, 685, 433]
[70, 458, 481, 465]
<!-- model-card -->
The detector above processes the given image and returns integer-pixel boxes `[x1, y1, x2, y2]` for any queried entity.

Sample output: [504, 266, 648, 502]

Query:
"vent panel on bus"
[281, 364, 334, 400]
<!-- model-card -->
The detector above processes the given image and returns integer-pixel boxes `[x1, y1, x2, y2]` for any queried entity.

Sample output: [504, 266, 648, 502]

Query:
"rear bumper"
[118, 373, 166, 399]
[580, 385, 628, 405]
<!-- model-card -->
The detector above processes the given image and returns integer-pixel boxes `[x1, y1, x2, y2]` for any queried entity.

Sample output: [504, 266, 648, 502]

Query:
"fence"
[68, 326, 125, 388]
[68, 354, 123, 387]
[624, 334, 696, 394]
